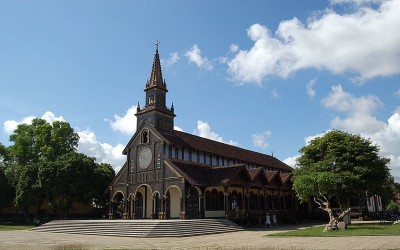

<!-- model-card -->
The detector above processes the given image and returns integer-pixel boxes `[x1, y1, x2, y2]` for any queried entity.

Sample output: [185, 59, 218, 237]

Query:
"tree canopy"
[39, 152, 114, 219]
[2, 118, 115, 220]
[292, 130, 391, 232]
[9, 118, 79, 164]
[0, 143, 14, 213]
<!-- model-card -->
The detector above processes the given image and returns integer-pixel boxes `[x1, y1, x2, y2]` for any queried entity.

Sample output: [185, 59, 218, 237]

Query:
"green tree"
[92, 163, 115, 209]
[7, 118, 79, 221]
[15, 163, 46, 220]
[9, 118, 79, 164]
[292, 130, 391, 232]
[39, 152, 97, 219]
[0, 143, 14, 214]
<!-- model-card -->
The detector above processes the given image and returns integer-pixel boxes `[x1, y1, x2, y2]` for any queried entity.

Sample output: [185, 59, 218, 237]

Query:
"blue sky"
[1, 0, 400, 181]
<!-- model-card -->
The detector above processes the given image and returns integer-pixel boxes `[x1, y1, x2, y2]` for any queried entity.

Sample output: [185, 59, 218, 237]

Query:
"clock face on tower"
[138, 147, 152, 169]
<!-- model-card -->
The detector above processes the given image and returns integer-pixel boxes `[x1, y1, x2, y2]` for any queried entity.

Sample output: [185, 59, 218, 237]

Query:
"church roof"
[162, 130, 292, 171]
[146, 46, 167, 90]
[280, 173, 293, 185]
[171, 158, 292, 188]
[170, 159, 210, 186]
[171, 159, 255, 187]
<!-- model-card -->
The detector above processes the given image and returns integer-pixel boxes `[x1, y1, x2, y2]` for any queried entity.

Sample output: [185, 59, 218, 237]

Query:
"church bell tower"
[135, 41, 175, 134]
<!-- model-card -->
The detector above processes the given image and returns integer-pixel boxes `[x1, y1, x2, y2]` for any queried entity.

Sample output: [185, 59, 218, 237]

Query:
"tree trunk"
[313, 196, 351, 232]
[323, 207, 351, 232]
[21, 206, 30, 223]
[34, 199, 43, 220]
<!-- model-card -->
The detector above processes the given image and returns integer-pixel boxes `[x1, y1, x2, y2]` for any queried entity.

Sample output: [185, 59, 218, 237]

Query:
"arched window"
[205, 190, 212, 210]
[217, 191, 224, 210]
[141, 129, 149, 143]
[205, 189, 224, 211]
[260, 194, 266, 210]
[249, 191, 257, 210]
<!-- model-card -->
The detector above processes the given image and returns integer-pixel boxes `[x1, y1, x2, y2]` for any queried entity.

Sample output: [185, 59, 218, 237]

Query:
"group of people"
[265, 212, 278, 228]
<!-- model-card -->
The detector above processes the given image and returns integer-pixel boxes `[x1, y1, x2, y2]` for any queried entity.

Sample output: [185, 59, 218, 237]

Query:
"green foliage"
[293, 130, 391, 207]
[268, 222, 400, 237]
[0, 143, 15, 213]
[39, 152, 96, 218]
[2, 118, 115, 219]
[92, 163, 115, 208]
[0, 222, 33, 231]
[9, 118, 79, 164]
[39, 153, 115, 218]
[386, 200, 398, 212]
[292, 171, 339, 202]
[380, 176, 400, 207]
[15, 163, 46, 215]
[6, 118, 79, 219]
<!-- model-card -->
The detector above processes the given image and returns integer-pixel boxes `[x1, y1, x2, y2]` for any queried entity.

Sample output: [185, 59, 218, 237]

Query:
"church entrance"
[166, 191, 171, 219]
[166, 186, 181, 219]
[112, 192, 124, 219]
[153, 193, 161, 219]
[135, 192, 144, 219]
[135, 185, 153, 219]
[186, 187, 199, 219]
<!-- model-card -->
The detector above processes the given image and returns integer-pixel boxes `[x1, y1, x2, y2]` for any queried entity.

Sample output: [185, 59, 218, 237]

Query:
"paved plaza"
[1, 222, 399, 250]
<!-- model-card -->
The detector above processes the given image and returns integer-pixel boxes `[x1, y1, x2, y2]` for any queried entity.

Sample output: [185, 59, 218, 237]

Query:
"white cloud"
[321, 85, 400, 181]
[366, 109, 400, 181]
[270, 88, 279, 98]
[174, 126, 184, 132]
[194, 120, 239, 146]
[306, 78, 317, 98]
[77, 129, 125, 172]
[162, 52, 180, 67]
[185, 45, 213, 70]
[41, 111, 65, 124]
[330, 113, 386, 134]
[252, 131, 272, 149]
[2, 112, 126, 172]
[304, 130, 331, 145]
[322, 85, 383, 115]
[322, 84, 385, 133]
[107, 105, 137, 135]
[230, 44, 239, 53]
[330, 0, 387, 5]
[295, 107, 400, 182]
[3, 112, 65, 134]
[283, 155, 300, 168]
[228, 0, 400, 84]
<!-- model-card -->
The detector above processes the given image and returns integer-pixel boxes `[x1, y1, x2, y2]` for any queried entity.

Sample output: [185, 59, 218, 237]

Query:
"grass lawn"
[268, 222, 400, 237]
[0, 222, 34, 231]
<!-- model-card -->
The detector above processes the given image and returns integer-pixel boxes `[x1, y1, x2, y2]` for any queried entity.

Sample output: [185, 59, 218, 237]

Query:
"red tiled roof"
[265, 170, 280, 182]
[162, 130, 292, 171]
[280, 173, 292, 185]
[248, 168, 263, 179]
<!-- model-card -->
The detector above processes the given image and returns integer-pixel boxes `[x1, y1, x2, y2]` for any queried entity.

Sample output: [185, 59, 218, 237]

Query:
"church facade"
[109, 47, 296, 222]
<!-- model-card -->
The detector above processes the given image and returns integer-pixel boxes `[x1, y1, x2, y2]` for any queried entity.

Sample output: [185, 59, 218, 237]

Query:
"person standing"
[272, 213, 278, 227]
[265, 213, 271, 228]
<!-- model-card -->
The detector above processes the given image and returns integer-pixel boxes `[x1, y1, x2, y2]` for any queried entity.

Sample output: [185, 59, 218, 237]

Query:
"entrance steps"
[32, 219, 243, 237]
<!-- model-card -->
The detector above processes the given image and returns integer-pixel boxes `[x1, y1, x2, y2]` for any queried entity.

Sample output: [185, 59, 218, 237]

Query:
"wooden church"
[109, 45, 296, 223]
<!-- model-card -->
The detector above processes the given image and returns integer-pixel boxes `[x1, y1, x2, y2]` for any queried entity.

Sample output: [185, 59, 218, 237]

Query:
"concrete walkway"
[1, 222, 399, 250]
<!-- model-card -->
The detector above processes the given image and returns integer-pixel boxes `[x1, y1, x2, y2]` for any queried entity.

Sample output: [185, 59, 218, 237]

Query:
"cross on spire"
[155, 40, 160, 51]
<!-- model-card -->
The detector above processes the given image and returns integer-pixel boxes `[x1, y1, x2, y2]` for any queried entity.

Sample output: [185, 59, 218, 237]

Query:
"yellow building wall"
[169, 187, 181, 218]
[228, 187, 244, 194]
[205, 211, 225, 218]
[137, 185, 154, 219]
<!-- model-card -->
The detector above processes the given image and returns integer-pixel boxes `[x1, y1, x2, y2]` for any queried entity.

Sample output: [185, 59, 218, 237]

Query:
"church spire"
[136, 41, 176, 134]
[146, 40, 167, 90]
